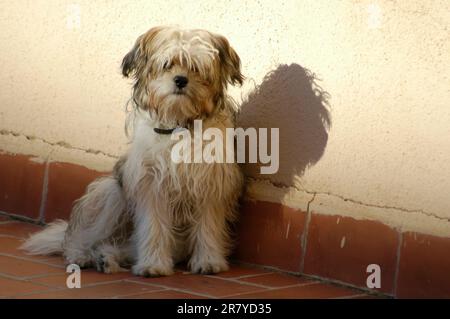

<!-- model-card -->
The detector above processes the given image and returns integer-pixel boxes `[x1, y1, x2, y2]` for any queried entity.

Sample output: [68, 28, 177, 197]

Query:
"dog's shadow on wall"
[237, 63, 331, 188]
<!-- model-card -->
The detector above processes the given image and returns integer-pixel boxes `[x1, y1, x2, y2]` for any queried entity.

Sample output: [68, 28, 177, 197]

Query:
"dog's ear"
[211, 34, 244, 86]
[121, 27, 162, 78]
[121, 38, 142, 77]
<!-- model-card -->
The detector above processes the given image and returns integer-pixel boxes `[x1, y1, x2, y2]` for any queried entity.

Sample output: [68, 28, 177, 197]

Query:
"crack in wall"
[250, 177, 450, 223]
[308, 190, 450, 223]
[0, 129, 119, 159]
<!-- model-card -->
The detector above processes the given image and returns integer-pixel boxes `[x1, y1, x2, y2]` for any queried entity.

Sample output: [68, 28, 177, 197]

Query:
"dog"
[21, 26, 245, 277]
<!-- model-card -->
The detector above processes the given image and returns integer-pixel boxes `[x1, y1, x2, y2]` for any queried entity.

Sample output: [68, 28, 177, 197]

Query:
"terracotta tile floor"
[0, 216, 375, 299]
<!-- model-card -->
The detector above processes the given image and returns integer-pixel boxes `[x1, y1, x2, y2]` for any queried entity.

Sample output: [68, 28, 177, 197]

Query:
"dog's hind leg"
[62, 176, 128, 268]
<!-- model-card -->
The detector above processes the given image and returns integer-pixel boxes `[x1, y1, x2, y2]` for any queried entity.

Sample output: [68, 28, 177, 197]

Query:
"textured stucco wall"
[1, 1, 449, 236]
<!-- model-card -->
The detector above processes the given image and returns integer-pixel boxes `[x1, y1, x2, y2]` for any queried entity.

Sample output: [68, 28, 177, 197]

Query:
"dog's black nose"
[174, 75, 188, 89]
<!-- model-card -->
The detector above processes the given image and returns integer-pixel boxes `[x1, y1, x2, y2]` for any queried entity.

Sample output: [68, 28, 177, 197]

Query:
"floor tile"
[124, 290, 205, 299]
[0, 236, 63, 264]
[0, 219, 374, 299]
[20, 281, 161, 299]
[211, 265, 270, 279]
[32, 270, 135, 288]
[0, 255, 64, 278]
[226, 283, 359, 299]
[129, 272, 266, 298]
[349, 294, 387, 299]
[0, 277, 51, 297]
[0, 236, 24, 255]
[239, 273, 312, 288]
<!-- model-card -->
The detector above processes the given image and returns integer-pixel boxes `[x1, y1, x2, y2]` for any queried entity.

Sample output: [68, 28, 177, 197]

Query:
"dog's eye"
[190, 66, 199, 73]
[163, 61, 172, 70]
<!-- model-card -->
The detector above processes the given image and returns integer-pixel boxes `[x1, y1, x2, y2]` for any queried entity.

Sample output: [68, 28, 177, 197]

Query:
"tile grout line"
[221, 282, 319, 298]
[228, 272, 273, 280]
[77, 278, 142, 289]
[392, 230, 403, 298]
[0, 233, 27, 239]
[38, 158, 50, 223]
[28, 278, 146, 290]
[232, 260, 301, 276]
[299, 193, 315, 273]
[332, 293, 371, 299]
[106, 287, 170, 299]
[209, 274, 321, 293]
[206, 274, 322, 292]
[9, 279, 167, 298]
[0, 272, 69, 298]
[296, 272, 392, 298]
[11, 286, 69, 298]
[204, 275, 274, 289]
[0, 252, 66, 269]
[0, 272, 28, 281]
[0, 270, 66, 283]
[123, 279, 216, 299]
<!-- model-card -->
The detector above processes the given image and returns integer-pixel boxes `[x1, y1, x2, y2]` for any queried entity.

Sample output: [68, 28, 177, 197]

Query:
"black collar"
[153, 127, 177, 135]
[153, 125, 189, 135]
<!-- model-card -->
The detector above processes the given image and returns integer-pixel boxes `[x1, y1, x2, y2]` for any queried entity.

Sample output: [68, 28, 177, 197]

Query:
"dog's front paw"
[189, 256, 229, 275]
[95, 254, 128, 274]
[132, 263, 174, 277]
[64, 255, 93, 269]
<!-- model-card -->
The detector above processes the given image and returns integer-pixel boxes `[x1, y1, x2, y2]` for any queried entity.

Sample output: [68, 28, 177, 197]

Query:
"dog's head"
[122, 26, 243, 126]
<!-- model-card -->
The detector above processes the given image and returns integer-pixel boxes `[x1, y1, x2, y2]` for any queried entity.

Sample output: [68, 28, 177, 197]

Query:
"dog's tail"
[20, 220, 68, 255]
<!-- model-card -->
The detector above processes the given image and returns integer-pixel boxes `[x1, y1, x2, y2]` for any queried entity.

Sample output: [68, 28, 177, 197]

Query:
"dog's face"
[122, 26, 243, 126]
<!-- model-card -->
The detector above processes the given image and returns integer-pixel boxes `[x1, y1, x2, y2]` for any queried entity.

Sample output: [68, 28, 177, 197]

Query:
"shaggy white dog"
[22, 26, 244, 277]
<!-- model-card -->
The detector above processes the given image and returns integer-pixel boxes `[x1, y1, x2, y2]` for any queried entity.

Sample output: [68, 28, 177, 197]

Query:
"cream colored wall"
[1, 1, 449, 236]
